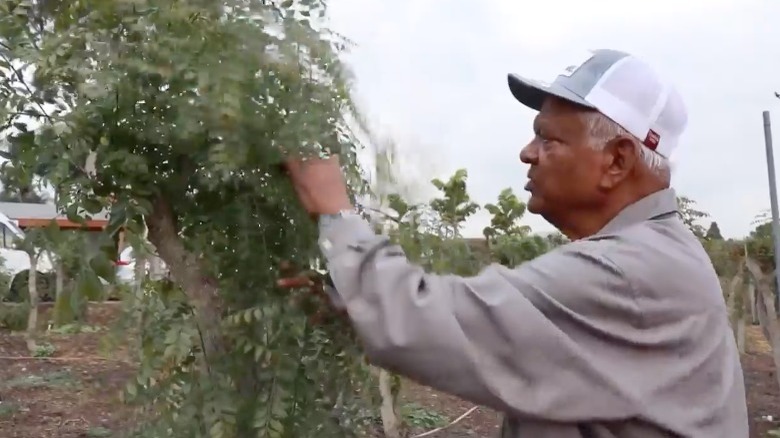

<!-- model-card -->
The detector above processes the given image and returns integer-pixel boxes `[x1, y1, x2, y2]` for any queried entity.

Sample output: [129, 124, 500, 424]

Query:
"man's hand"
[277, 262, 368, 363]
[284, 155, 353, 217]
[277, 261, 347, 326]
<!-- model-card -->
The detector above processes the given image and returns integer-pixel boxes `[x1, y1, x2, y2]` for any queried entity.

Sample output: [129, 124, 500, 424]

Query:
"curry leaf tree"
[0, 0, 377, 436]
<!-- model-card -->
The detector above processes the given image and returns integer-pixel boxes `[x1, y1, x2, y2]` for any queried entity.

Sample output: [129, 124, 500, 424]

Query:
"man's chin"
[526, 195, 543, 215]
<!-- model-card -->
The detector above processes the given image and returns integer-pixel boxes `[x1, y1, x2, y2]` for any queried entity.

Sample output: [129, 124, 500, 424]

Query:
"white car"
[115, 246, 169, 286]
[0, 212, 55, 301]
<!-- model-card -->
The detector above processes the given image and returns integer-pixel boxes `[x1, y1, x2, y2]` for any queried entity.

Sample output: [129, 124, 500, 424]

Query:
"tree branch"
[0, 41, 52, 124]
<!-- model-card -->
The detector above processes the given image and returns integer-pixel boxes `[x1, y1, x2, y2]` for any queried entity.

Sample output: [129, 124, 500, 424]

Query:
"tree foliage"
[2, 0, 761, 433]
[741, 210, 777, 275]
[677, 196, 709, 238]
[429, 169, 479, 238]
[0, 0, 375, 436]
[705, 221, 723, 241]
[482, 187, 530, 239]
[0, 174, 47, 202]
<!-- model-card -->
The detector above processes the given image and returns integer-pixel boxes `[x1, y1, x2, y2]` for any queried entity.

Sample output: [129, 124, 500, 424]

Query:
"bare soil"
[0, 303, 778, 437]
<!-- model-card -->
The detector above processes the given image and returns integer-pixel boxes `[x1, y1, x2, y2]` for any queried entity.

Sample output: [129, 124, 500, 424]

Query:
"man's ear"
[599, 136, 639, 189]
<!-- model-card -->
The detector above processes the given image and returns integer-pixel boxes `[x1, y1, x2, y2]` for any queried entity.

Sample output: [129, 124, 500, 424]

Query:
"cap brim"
[507, 73, 595, 111]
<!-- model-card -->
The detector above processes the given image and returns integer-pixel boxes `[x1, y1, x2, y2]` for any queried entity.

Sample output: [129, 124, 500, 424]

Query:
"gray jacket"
[318, 188, 748, 437]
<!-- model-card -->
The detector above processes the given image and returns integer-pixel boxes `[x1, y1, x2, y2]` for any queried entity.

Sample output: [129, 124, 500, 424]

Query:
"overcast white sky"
[327, 0, 780, 238]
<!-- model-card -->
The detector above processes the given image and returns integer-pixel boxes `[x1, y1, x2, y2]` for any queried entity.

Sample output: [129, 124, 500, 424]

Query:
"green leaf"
[65, 205, 86, 226]
[126, 381, 137, 397]
[77, 269, 103, 300]
[89, 253, 115, 282]
[83, 198, 103, 215]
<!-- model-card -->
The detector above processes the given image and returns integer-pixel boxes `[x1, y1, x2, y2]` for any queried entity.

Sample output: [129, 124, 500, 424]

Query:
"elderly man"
[284, 49, 749, 437]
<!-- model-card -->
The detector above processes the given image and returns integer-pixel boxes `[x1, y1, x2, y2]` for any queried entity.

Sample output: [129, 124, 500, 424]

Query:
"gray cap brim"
[507, 73, 595, 111]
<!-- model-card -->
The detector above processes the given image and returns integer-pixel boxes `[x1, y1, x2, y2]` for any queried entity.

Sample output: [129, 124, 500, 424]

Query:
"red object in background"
[114, 260, 130, 266]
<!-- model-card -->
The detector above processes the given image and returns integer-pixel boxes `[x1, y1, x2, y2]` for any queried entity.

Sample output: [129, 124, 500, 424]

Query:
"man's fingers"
[276, 269, 323, 289]
[285, 154, 341, 175]
[277, 267, 347, 328]
[277, 276, 314, 288]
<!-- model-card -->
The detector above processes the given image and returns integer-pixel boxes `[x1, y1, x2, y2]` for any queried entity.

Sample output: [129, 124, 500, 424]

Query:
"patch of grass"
[0, 401, 20, 418]
[4, 369, 80, 390]
[50, 323, 103, 335]
[32, 342, 57, 357]
[86, 426, 112, 437]
[401, 403, 448, 429]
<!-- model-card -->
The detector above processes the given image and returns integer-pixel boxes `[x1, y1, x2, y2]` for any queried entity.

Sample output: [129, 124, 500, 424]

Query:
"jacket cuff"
[318, 213, 376, 260]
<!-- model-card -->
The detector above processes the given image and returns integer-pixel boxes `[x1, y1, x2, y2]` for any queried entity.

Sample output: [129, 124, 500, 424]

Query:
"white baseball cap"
[507, 49, 687, 158]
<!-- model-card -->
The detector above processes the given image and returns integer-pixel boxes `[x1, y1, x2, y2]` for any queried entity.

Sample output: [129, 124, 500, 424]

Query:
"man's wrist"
[318, 207, 358, 232]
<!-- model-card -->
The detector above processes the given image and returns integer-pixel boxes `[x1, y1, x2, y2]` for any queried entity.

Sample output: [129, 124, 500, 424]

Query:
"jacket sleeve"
[319, 214, 645, 422]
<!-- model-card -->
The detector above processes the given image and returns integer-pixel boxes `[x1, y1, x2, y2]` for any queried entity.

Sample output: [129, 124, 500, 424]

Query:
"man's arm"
[319, 213, 643, 422]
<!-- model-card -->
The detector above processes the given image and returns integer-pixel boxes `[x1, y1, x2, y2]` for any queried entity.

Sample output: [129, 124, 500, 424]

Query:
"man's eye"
[537, 134, 555, 145]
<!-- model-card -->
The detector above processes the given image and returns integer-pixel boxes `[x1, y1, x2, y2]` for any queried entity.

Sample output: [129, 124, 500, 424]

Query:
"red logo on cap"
[643, 129, 660, 150]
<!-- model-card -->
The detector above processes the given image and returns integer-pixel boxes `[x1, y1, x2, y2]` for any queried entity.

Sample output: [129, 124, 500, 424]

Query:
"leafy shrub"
[0, 303, 28, 331]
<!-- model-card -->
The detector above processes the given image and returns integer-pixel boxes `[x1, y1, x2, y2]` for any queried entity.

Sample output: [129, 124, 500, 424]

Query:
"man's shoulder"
[547, 217, 714, 281]
[588, 218, 721, 302]
[558, 219, 720, 311]
[513, 218, 722, 312]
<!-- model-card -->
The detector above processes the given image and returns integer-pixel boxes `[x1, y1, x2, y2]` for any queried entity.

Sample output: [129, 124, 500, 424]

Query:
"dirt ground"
[0, 304, 778, 438]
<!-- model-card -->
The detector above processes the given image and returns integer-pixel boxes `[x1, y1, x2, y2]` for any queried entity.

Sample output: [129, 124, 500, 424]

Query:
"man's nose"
[519, 142, 538, 164]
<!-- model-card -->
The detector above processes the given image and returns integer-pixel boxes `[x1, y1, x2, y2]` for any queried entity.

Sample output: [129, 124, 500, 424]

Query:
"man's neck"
[554, 185, 668, 240]
[555, 214, 613, 241]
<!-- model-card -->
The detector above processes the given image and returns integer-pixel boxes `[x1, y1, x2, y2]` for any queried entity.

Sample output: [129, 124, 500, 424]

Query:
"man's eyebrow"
[532, 116, 542, 133]
[533, 116, 552, 134]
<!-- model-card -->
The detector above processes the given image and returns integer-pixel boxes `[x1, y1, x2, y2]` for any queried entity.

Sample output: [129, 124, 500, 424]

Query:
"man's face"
[520, 97, 607, 219]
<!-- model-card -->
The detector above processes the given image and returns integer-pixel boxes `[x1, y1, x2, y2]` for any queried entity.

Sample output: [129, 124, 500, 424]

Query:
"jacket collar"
[595, 188, 680, 236]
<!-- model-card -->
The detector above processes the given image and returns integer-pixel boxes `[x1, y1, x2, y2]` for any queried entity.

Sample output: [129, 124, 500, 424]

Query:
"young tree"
[705, 221, 724, 241]
[482, 188, 548, 267]
[0, 1, 375, 435]
[677, 196, 709, 238]
[46, 226, 106, 325]
[11, 226, 50, 351]
[429, 169, 480, 239]
[482, 187, 531, 239]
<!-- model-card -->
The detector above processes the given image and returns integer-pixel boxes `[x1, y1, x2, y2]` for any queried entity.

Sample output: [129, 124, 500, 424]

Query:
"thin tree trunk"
[750, 281, 758, 325]
[52, 259, 68, 326]
[133, 249, 147, 363]
[145, 195, 226, 362]
[738, 276, 754, 354]
[134, 252, 147, 291]
[25, 252, 39, 353]
[378, 368, 402, 438]
[736, 318, 746, 354]
[55, 260, 63, 301]
[725, 273, 747, 354]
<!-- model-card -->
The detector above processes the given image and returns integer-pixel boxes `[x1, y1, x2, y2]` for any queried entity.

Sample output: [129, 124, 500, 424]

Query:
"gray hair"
[582, 112, 671, 183]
